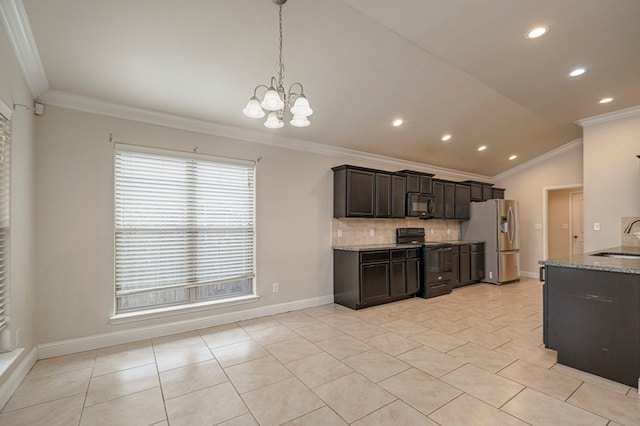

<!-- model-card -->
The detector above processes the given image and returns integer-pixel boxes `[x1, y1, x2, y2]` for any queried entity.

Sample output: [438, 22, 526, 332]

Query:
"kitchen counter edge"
[333, 240, 483, 251]
[539, 246, 640, 275]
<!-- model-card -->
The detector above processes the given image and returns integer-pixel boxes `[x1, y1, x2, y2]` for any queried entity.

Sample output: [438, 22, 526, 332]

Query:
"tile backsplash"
[332, 218, 461, 246]
[621, 217, 640, 247]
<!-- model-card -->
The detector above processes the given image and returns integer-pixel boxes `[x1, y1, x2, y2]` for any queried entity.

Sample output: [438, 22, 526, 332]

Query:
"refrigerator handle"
[507, 206, 515, 246]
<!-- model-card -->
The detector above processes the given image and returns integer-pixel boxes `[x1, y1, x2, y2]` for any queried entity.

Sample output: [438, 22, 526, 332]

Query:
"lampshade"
[290, 95, 313, 117]
[264, 111, 284, 129]
[290, 115, 310, 128]
[261, 87, 285, 111]
[242, 97, 266, 119]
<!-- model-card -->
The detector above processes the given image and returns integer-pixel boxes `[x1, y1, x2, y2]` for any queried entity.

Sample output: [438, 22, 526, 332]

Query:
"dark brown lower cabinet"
[334, 248, 419, 309]
[544, 265, 640, 386]
[453, 243, 484, 288]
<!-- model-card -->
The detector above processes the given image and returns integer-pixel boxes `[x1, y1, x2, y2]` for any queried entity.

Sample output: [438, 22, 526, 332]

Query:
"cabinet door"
[459, 252, 471, 284]
[432, 181, 444, 219]
[451, 252, 460, 288]
[454, 184, 471, 220]
[419, 175, 433, 195]
[470, 251, 485, 281]
[375, 173, 392, 218]
[405, 174, 420, 193]
[391, 175, 406, 218]
[360, 263, 389, 303]
[482, 185, 493, 201]
[492, 188, 505, 200]
[469, 183, 483, 201]
[406, 258, 420, 294]
[346, 169, 375, 217]
[390, 260, 406, 296]
[444, 182, 456, 219]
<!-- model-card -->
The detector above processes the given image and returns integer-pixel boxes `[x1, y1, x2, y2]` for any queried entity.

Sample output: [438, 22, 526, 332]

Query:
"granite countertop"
[332, 240, 484, 251]
[539, 246, 640, 274]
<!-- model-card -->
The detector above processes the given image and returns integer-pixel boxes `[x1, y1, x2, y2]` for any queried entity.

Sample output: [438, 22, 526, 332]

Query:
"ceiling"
[13, 0, 640, 176]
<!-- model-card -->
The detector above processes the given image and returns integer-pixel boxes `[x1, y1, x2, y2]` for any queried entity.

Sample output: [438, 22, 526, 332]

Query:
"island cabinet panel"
[545, 265, 640, 386]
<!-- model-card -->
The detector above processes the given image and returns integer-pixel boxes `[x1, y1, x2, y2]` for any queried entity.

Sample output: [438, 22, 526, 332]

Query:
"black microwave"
[406, 193, 435, 218]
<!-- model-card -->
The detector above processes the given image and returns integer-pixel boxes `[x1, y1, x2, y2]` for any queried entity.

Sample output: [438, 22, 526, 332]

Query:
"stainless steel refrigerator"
[461, 199, 520, 284]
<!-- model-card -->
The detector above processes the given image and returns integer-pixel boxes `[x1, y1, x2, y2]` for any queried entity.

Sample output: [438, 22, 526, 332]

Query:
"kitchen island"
[540, 246, 640, 387]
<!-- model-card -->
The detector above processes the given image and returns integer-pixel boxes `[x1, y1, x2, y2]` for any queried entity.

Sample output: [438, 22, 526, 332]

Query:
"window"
[114, 145, 255, 313]
[0, 112, 10, 344]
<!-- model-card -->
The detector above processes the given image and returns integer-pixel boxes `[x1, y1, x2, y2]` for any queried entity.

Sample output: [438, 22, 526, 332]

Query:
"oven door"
[424, 246, 452, 284]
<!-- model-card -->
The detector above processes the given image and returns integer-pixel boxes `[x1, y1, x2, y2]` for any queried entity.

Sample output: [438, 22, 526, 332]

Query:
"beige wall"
[494, 144, 583, 275]
[582, 114, 640, 251]
[0, 24, 37, 386]
[547, 188, 574, 259]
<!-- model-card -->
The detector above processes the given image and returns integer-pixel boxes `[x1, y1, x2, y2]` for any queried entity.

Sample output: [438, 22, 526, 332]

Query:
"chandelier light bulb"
[290, 95, 313, 117]
[290, 115, 310, 128]
[243, 97, 266, 118]
[261, 87, 285, 111]
[264, 111, 284, 129]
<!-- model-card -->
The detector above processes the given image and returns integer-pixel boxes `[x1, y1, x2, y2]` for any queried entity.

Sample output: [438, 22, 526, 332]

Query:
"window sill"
[109, 294, 260, 325]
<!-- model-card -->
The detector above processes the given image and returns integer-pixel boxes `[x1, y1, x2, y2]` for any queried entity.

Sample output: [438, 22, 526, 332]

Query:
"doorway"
[542, 184, 583, 261]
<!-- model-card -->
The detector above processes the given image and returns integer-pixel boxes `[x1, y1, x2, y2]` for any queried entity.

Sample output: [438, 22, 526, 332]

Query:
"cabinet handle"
[539, 266, 545, 282]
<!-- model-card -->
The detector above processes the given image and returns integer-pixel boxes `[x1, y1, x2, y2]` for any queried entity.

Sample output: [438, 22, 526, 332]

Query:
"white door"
[570, 192, 584, 255]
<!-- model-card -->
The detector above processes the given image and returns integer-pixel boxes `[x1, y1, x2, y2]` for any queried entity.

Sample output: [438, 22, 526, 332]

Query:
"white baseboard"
[38, 294, 334, 359]
[520, 271, 540, 280]
[0, 346, 37, 410]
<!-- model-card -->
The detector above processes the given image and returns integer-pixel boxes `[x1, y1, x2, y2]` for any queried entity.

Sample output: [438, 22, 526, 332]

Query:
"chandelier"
[242, 0, 313, 128]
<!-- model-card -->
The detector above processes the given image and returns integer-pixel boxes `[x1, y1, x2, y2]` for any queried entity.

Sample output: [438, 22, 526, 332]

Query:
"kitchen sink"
[592, 252, 640, 259]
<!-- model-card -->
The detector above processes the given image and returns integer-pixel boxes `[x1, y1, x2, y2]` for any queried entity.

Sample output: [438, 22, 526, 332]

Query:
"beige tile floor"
[2, 278, 640, 425]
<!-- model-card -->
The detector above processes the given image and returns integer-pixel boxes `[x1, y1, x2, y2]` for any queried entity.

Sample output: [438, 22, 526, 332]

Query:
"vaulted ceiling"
[10, 0, 640, 176]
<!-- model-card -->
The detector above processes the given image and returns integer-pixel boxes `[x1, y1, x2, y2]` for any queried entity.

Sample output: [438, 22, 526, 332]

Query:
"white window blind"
[114, 146, 255, 313]
[0, 114, 10, 333]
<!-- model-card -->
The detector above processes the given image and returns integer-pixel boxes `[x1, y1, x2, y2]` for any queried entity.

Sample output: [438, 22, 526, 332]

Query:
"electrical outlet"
[430, 229, 434, 235]
[447, 228, 451, 235]
[272, 282, 279, 293]
[337, 229, 343, 238]
[489, 272, 494, 279]
[369, 228, 375, 237]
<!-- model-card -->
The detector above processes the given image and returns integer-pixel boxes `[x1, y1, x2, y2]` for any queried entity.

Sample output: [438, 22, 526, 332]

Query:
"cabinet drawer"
[459, 244, 470, 254]
[470, 242, 484, 252]
[390, 249, 406, 261]
[360, 250, 389, 263]
[406, 248, 421, 259]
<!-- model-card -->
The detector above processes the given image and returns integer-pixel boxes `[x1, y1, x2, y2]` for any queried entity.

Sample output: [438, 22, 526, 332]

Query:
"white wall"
[494, 143, 583, 275]
[582, 113, 640, 251]
[0, 19, 37, 390]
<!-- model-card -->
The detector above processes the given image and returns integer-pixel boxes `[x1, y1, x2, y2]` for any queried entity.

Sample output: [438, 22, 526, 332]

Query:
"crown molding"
[576, 104, 640, 127]
[40, 89, 492, 182]
[492, 138, 583, 181]
[0, 0, 48, 98]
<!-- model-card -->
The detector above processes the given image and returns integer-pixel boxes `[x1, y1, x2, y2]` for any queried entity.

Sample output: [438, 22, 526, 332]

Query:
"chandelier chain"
[278, 4, 285, 87]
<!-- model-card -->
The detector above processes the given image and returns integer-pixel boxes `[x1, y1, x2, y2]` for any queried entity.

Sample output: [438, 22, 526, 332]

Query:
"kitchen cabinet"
[492, 188, 505, 200]
[398, 170, 434, 195]
[375, 173, 392, 218]
[333, 165, 400, 218]
[543, 265, 640, 386]
[465, 180, 495, 202]
[452, 243, 484, 288]
[432, 180, 470, 220]
[391, 174, 406, 218]
[454, 183, 471, 219]
[334, 247, 420, 309]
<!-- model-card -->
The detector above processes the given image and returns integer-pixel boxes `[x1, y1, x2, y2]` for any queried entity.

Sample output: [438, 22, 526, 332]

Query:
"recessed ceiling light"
[392, 119, 403, 127]
[441, 134, 452, 142]
[599, 97, 614, 104]
[569, 67, 588, 77]
[527, 26, 548, 39]
[509, 155, 518, 161]
[478, 146, 487, 152]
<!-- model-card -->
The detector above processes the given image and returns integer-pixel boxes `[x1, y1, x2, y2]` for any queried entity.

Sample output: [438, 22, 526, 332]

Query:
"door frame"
[542, 184, 583, 261]
[569, 190, 584, 256]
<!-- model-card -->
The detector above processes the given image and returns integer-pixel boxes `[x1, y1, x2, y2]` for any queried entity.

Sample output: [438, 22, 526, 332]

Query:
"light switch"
[593, 223, 601, 231]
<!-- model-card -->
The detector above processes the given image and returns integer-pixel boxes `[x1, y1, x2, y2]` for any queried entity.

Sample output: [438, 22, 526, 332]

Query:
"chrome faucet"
[624, 218, 640, 233]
